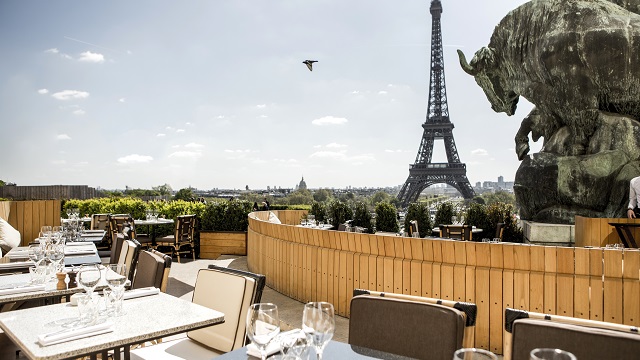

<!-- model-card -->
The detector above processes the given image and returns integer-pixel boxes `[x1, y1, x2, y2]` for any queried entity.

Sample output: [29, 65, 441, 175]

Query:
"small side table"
[608, 222, 640, 248]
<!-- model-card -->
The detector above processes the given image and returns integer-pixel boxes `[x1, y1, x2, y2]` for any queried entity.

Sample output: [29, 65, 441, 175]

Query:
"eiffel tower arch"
[397, 0, 475, 208]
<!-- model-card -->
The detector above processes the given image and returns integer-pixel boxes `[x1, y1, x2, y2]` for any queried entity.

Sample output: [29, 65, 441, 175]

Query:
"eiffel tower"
[397, 0, 475, 208]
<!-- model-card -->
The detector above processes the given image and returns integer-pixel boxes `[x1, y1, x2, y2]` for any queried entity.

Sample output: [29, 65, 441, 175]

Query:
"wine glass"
[48, 243, 65, 273]
[529, 348, 577, 360]
[453, 348, 498, 360]
[302, 302, 335, 360]
[246, 303, 281, 360]
[78, 264, 101, 297]
[105, 264, 127, 316]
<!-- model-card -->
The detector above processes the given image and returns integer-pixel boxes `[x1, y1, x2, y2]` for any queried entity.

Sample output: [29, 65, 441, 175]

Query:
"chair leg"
[174, 247, 180, 263]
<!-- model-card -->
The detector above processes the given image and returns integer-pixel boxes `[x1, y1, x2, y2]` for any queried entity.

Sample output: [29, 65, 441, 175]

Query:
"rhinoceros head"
[457, 47, 519, 116]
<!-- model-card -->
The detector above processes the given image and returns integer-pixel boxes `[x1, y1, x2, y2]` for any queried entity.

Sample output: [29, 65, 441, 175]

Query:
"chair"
[337, 223, 347, 231]
[154, 215, 196, 263]
[409, 220, 419, 238]
[207, 264, 266, 304]
[130, 267, 265, 360]
[440, 224, 472, 241]
[495, 222, 505, 240]
[504, 308, 640, 360]
[118, 238, 141, 282]
[90, 214, 110, 231]
[350, 289, 476, 360]
[132, 249, 172, 292]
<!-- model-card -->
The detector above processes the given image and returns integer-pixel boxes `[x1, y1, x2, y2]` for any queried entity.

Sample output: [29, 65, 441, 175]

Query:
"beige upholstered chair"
[130, 267, 262, 359]
[90, 213, 110, 231]
[154, 215, 196, 263]
[440, 224, 472, 241]
[132, 249, 172, 292]
[504, 308, 640, 360]
[117, 239, 140, 282]
[350, 289, 476, 360]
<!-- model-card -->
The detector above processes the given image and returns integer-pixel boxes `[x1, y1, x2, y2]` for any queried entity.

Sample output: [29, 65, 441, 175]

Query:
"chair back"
[117, 239, 140, 282]
[504, 308, 640, 360]
[109, 214, 135, 244]
[441, 224, 472, 241]
[349, 292, 469, 360]
[132, 249, 172, 292]
[90, 214, 110, 231]
[409, 220, 419, 237]
[173, 215, 196, 246]
[495, 222, 505, 239]
[207, 264, 266, 303]
[187, 268, 258, 353]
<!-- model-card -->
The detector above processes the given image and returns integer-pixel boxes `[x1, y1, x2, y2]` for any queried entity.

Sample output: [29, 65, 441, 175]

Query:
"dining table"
[1, 242, 101, 271]
[134, 218, 174, 246]
[217, 340, 414, 359]
[0, 292, 224, 360]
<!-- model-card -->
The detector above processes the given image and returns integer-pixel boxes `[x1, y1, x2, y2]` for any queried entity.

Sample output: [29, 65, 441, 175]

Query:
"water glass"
[78, 264, 101, 296]
[302, 302, 335, 360]
[530, 348, 577, 360]
[246, 303, 281, 360]
[29, 266, 46, 284]
[453, 348, 498, 360]
[78, 294, 99, 325]
[276, 330, 310, 360]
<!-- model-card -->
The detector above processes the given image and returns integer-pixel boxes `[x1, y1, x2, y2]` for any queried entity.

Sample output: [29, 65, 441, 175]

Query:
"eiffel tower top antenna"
[397, 0, 475, 207]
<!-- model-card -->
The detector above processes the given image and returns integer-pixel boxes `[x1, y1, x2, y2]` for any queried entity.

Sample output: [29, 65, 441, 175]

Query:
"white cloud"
[326, 143, 347, 148]
[216, 115, 225, 119]
[165, 126, 174, 130]
[168, 151, 202, 159]
[72, 109, 85, 116]
[256, 104, 266, 109]
[157, 133, 166, 137]
[176, 129, 185, 133]
[51, 160, 66, 165]
[78, 51, 105, 63]
[44, 48, 59, 54]
[185, 122, 192, 125]
[117, 154, 153, 164]
[119, 98, 125, 103]
[309, 151, 375, 164]
[56, 134, 71, 140]
[61, 54, 73, 60]
[37, 89, 49, 94]
[311, 116, 348, 126]
[51, 90, 89, 100]
[184, 142, 204, 148]
[259, 115, 268, 118]
[309, 151, 346, 160]
[471, 148, 489, 156]
[378, 90, 388, 95]
[350, 90, 360, 94]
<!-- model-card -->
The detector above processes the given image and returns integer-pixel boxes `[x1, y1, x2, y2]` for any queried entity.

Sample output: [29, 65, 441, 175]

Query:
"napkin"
[0, 261, 34, 269]
[123, 287, 160, 300]
[37, 320, 114, 346]
[246, 341, 282, 358]
[5, 250, 30, 259]
[65, 242, 90, 247]
[64, 249, 96, 256]
[83, 230, 104, 234]
[0, 283, 46, 296]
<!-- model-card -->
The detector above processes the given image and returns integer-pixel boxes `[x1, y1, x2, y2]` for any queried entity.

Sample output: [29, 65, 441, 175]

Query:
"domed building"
[296, 176, 307, 190]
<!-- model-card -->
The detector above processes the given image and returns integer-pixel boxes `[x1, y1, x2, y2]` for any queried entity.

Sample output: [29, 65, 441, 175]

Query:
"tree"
[352, 201, 374, 233]
[375, 201, 399, 233]
[404, 202, 432, 238]
[369, 191, 392, 207]
[434, 201, 455, 226]
[153, 184, 173, 196]
[481, 190, 516, 206]
[328, 199, 353, 228]
[174, 188, 196, 202]
[286, 189, 314, 205]
[313, 188, 333, 202]
[309, 202, 327, 222]
[0, 179, 5, 187]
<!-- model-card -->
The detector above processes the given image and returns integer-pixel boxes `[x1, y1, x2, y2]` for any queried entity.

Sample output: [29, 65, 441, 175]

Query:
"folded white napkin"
[246, 341, 282, 358]
[123, 287, 160, 300]
[5, 250, 29, 259]
[0, 261, 34, 269]
[37, 320, 114, 346]
[80, 233, 100, 237]
[65, 242, 90, 247]
[64, 249, 96, 256]
[0, 284, 46, 296]
[83, 230, 104, 234]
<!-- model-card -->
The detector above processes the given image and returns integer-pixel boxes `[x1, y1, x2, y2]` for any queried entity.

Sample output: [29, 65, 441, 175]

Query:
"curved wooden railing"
[247, 211, 640, 354]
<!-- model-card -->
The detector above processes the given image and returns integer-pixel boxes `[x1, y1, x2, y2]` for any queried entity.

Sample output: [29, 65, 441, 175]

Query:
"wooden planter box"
[199, 231, 247, 259]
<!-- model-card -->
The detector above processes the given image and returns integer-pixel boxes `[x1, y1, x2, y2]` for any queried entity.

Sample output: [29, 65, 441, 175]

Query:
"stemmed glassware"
[302, 302, 335, 360]
[48, 243, 65, 273]
[105, 264, 127, 316]
[78, 264, 101, 297]
[246, 303, 281, 360]
[529, 348, 577, 360]
[453, 348, 498, 360]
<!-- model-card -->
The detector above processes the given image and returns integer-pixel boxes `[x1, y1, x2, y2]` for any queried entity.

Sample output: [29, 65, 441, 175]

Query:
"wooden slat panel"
[489, 243, 504, 354]
[556, 247, 575, 317]
[574, 247, 591, 319]
[603, 249, 623, 324]
[529, 245, 545, 313]
[622, 250, 640, 326]
[589, 247, 604, 321]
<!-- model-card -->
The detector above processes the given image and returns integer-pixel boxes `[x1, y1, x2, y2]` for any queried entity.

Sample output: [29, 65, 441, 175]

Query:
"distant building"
[296, 176, 307, 191]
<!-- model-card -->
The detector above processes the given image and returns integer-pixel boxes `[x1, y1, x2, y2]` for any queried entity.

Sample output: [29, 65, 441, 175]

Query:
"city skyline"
[0, 0, 535, 191]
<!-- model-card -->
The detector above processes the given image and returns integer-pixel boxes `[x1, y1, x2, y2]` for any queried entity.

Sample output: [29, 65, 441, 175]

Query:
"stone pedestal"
[521, 220, 575, 246]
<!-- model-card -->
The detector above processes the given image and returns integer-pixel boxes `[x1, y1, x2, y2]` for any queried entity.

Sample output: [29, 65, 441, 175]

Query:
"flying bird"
[303, 60, 318, 71]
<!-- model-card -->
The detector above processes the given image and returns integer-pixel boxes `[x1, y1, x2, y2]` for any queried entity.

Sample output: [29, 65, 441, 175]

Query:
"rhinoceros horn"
[457, 49, 477, 75]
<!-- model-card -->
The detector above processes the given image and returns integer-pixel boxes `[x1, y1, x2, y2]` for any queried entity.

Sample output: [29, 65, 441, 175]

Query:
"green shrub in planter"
[328, 199, 353, 229]
[375, 201, 399, 233]
[486, 202, 523, 243]
[465, 202, 492, 239]
[434, 202, 455, 226]
[201, 200, 253, 232]
[403, 202, 432, 238]
[352, 201, 374, 233]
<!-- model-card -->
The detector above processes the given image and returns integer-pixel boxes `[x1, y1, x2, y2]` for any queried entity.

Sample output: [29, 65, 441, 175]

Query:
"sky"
[0, 0, 537, 191]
